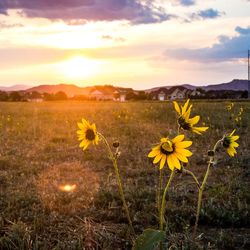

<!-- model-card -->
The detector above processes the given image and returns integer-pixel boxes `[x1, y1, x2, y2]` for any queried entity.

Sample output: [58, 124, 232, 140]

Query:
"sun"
[58, 56, 100, 79]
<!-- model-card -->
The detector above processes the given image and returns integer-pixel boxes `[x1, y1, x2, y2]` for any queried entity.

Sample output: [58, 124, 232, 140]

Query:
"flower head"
[148, 135, 192, 170]
[226, 102, 234, 111]
[77, 119, 99, 150]
[173, 99, 208, 135]
[222, 129, 239, 157]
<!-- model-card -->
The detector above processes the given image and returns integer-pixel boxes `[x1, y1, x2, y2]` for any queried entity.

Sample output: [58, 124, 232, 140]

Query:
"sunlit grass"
[0, 100, 249, 249]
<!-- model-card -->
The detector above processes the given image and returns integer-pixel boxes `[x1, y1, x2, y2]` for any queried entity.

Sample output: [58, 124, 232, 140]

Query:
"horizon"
[0, 1, 249, 89]
[0, 78, 248, 91]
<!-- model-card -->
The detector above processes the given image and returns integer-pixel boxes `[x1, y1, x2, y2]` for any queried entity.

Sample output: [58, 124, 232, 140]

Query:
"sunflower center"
[222, 137, 231, 148]
[178, 117, 190, 130]
[86, 129, 95, 141]
[161, 141, 174, 155]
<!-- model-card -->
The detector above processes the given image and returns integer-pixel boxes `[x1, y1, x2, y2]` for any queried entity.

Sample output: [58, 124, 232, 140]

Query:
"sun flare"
[58, 57, 101, 79]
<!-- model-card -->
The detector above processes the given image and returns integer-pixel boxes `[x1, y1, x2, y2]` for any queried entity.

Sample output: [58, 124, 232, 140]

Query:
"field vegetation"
[0, 100, 249, 249]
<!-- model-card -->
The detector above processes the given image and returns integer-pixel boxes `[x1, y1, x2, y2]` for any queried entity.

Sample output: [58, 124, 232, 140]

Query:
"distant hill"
[1, 79, 248, 96]
[146, 79, 248, 93]
[145, 84, 196, 93]
[0, 85, 30, 91]
[25, 83, 134, 97]
[203, 79, 248, 91]
[26, 84, 93, 97]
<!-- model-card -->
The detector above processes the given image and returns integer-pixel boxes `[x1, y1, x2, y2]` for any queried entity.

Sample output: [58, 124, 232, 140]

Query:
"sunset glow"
[57, 57, 101, 79]
[0, 1, 249, 89]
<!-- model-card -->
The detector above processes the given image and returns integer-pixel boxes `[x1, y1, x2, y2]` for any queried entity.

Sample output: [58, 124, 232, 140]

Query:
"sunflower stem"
[98, 133, 135, 236]
[183, 169, 200, 189]
[193, 139, 223, 236]
[160, 170, 175, 231]
[157, 169, 163, 223]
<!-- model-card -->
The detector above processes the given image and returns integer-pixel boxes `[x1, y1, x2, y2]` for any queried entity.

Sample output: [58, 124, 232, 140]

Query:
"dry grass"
[0, 100, 249, 249]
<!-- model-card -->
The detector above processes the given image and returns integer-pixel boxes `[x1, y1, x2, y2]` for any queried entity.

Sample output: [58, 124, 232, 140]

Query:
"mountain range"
[0, 79, 248, 96]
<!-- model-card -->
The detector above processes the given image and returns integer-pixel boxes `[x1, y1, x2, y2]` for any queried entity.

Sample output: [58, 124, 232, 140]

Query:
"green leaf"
[133, 229, 166, 250]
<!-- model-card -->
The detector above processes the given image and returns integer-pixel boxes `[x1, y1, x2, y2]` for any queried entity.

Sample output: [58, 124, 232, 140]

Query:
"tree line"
[0, 89, 248, 102]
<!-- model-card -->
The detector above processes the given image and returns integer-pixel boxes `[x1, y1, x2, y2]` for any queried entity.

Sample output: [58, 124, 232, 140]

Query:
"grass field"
[0, 100, 249, 250]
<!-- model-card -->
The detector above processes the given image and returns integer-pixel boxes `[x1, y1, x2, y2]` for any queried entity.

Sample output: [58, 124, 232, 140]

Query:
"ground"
[0, 100, 249, 250]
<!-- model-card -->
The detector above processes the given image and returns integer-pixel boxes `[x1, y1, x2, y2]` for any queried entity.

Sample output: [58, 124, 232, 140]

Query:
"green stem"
[193, 162, 211, 235]
[98, 133, 135, 235]
[160, 170, 175, 231]
[183, 169, 200, 189]
[157, 169, 163, 223]
[193, 139, 223, 235]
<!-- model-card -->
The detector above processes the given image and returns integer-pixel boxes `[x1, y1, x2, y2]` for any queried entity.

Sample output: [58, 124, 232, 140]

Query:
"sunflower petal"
[188, 115, 200, 126]
[81, 119, 90, 127]
[173, 101, 181, 115]
[192, 126, 208, 134]
[148, 149, 160, 158]
[181, 99, 190, 115]
[153, 154, 162, 164]
[175, 141, 192, 148]
[183, 104, 192, 120]
[229, 129, 236, 136]
[175, 148, 193, 157]
[174, 152, 188, 163]
[171, 155, 181, 170]
[231, 141, 239, 148]
[77, 122, 85, 129]
[82, 141, 90, 150]
[160, 155, 166, 169]
[80, 139, 87, 148]
[231, 135, 239, 141]
[167, 155, 175, 170]
[172, 134, 185, 143]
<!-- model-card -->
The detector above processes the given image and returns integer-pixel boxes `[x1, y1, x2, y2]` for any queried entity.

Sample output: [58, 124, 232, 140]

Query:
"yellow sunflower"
[148, 135, 193, 170]
[173, 99, 209, 135]
[77, 119, 99, 150]
[222, 129, 239, 157]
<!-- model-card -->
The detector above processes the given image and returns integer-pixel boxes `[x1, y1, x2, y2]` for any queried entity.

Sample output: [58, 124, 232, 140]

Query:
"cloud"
[235, 26, 250, 35]
[101, 35, 126, 42]
[172, 0, 195, 6]
[0, 21, 23, 29]
[0, 0, 7, 15]
[0, 0, 173, 24]
[190, 8, 222, 20]
[164, 26, 250, 62]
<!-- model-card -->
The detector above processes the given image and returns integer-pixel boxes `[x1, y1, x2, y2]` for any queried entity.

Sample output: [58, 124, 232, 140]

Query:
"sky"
[0, 0, 249, 90]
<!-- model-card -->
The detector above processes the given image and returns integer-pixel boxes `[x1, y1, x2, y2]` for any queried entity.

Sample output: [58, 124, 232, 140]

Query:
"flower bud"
[207, 150, 215, 157]
[113, 141, 120, 148]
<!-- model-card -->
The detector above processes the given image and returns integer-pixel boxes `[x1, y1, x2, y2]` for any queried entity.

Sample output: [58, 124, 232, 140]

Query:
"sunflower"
[173, 99, 208, 135]
[148, 135, 192, 170]
[77, 119, 99, 150]
[222, 129, 239, 157]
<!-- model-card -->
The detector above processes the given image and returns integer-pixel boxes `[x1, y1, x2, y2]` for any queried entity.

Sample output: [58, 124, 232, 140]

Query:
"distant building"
[168, 88, 186, 100]
[158, 91, 166, 101]
[119, 94, 126, 102]
[89, 89, 114, 100]
[27, 98, 43, 102]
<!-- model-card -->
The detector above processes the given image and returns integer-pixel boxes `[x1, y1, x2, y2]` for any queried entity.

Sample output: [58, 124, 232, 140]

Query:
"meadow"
[0, 100, 249, 250]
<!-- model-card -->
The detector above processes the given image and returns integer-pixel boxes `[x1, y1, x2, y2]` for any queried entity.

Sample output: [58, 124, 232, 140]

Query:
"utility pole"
[248, 50, 250, 99]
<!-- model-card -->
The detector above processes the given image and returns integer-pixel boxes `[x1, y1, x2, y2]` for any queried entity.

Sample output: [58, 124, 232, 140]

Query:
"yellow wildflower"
[148, 135, 192, 170]
[222, 129, 239, 157]
[77, 119, 99, 150]
[173, 99, 208, 135]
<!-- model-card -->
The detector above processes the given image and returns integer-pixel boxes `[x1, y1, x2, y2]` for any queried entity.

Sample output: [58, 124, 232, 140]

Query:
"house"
[187, 89, 202, 97]
[167, 87, 186, 100]
[158, 91, 166, 101]
[27, 98, 43, 102]
[89, 89, 115, 100]
[119, 94, 126, 102]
